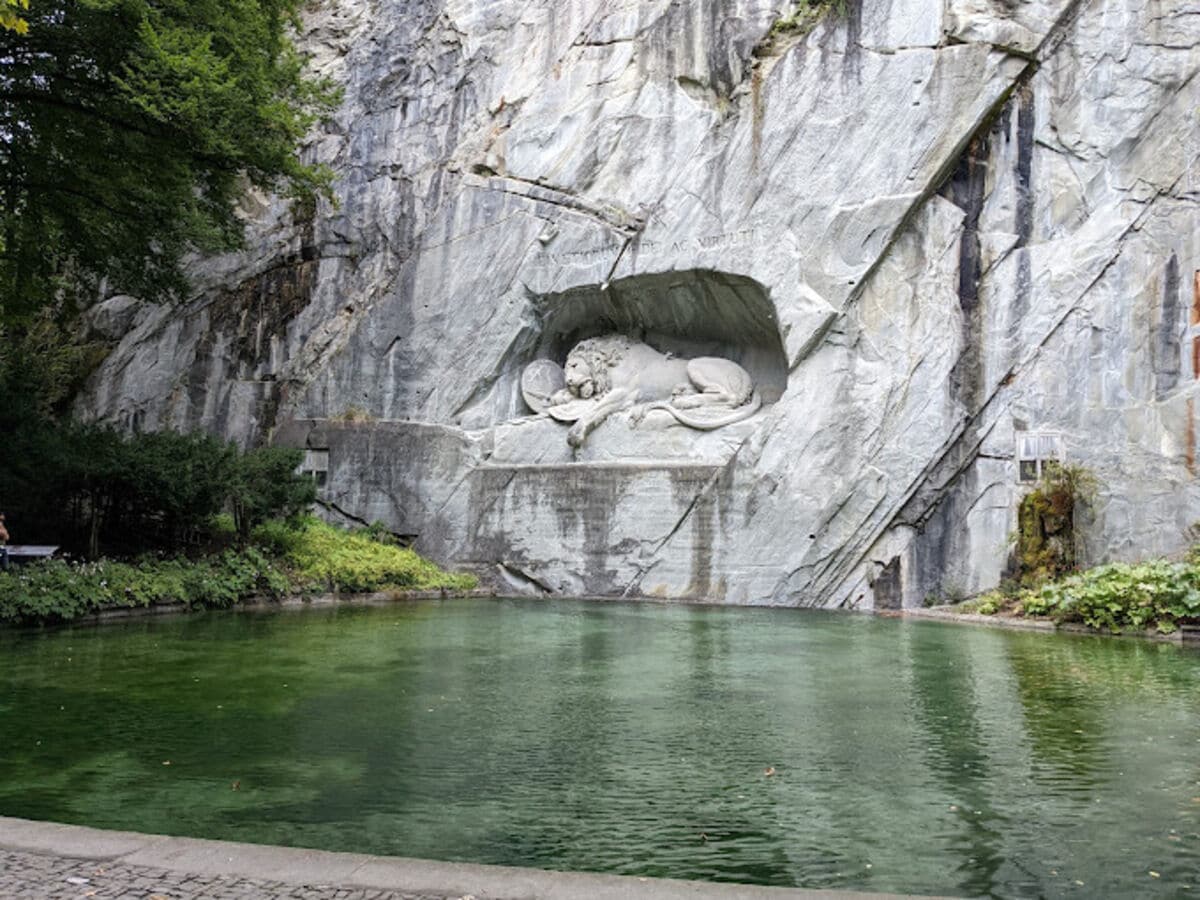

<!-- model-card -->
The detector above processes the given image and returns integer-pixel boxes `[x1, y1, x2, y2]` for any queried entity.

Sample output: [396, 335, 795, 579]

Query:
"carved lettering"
[531, 226, 767, 269]
[695, 227, 760, 251]
[551, 244, 621, 265]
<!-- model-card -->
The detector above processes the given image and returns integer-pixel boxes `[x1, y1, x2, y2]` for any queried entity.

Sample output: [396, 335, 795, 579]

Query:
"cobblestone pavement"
[0, 818, 934, 900]
[0, 849, 464, 900]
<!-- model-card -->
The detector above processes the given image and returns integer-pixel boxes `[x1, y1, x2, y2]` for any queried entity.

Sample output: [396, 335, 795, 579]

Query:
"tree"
[1, 0, 29, 34]
[229, 446, 315, 541]
[0, 0, 337, 319]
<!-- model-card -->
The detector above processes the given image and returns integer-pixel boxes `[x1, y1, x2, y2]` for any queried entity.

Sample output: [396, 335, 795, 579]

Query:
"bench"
[1, 545, 59, 568]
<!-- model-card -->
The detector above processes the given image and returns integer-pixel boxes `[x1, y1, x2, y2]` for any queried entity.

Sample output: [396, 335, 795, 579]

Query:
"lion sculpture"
[522, 335, 761, 448]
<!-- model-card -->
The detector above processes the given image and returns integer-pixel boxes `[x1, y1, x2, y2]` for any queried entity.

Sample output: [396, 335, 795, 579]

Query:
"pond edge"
[0, 815, 944, 900]
[6, 589, 1197, 647]
[895, 606, 1197, 645]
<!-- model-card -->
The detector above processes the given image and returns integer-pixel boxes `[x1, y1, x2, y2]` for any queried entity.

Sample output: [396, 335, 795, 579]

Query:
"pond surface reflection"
[2, 599, 1198, 898]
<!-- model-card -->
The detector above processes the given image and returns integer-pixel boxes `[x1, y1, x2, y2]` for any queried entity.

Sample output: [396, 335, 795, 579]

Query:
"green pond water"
[1, 599, 1199, 898]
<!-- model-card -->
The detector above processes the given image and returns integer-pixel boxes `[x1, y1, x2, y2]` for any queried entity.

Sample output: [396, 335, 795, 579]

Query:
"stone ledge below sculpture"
[488, 414, 759, 465]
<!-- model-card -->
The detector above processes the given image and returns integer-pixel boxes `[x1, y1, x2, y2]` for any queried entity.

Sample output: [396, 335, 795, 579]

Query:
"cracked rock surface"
[80, 0, 1200, 608]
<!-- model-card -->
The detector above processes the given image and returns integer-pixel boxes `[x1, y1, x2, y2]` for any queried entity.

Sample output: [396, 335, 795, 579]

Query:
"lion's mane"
[564, 334, 635, 397]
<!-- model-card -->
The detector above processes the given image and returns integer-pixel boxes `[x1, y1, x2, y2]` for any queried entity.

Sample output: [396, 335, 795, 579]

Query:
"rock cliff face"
[81, 0, 1200, 607]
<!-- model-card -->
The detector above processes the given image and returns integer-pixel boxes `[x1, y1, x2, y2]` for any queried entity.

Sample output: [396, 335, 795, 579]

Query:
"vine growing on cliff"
[1014, 464, 1097, 585]
[756, 0, 848, 56]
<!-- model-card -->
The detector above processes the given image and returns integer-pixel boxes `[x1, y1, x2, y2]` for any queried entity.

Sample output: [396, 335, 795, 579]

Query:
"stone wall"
[81, 0, 1200, 607]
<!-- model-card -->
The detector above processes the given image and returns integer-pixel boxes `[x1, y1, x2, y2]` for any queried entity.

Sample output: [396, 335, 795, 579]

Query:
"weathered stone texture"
[80, 0, 1200, 607]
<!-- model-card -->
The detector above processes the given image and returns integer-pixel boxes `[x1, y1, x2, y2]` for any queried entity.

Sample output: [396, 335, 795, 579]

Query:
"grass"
[253, 516, 477, 594]
[0, 516, 478, 626]
[957, 546, 1200, 635]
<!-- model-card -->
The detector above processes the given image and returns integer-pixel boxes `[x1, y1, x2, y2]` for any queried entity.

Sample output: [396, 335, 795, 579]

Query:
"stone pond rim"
[0, 817, 952, 900]
[76, 0, 1200, 609]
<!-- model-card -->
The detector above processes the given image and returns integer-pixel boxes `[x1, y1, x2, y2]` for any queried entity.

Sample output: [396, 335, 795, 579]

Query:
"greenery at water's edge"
[0, 516, 478, 626]
[252, 517, 476, 596]
[961, 545, 1200, 635]
[0, 317, 320, 558]
[953, 464, 1200, 635]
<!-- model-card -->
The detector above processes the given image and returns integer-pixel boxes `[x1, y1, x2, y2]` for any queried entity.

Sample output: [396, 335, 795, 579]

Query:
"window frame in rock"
[1016, 432, 1064, 484]
[300, 448, 329, 489]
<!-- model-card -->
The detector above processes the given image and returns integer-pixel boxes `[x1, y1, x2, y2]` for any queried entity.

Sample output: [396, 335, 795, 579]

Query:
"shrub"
[0, 517, 476, 626]
[208, 513, 237, 539]
[970, 552, 1200, 635]
[0, 549, 291, 625]
[1019, 559, 1200, 634]
[277, 516, 476, 594]
[250, 519, 304, 556]
[962, 591, 1007, 616]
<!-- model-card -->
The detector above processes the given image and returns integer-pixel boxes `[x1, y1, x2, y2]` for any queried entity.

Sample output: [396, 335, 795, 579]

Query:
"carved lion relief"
[521, 335, 761, 448]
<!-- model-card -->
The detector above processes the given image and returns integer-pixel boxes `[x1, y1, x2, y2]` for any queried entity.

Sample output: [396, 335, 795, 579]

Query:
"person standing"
[0, 513, 8, 570]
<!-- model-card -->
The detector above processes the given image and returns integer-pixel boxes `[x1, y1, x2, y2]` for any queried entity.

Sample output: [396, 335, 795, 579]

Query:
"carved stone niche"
[463, 269, 788, 463]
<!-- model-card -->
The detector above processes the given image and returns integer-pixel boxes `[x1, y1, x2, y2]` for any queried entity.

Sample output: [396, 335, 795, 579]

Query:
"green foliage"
[0, 518, 477, 626]
[0, 0, 338, 316]
[229, 447, 316, 540]
[0, 548, 291, 625]
[272, 516, 477, 594]
[1015, 464, 1097, 585]
[248, 517, 303, 556]
[958, 590, 1007, 616]
[0, 410, 318, 558]
[359, 520, 403, 546]
[1, 0, 28, 33]
[968, 551, 1200, 635]
[208, 513, 237, 539]
[758, 0, 847, 53]
[1018, 559, 1200, 634]
[0, 311, 103, 426]
[0, 422, 232, 556]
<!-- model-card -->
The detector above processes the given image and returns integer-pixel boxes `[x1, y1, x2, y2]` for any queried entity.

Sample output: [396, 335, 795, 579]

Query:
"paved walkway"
[1, 847, 433, 899]
[0, 818, 948, 900]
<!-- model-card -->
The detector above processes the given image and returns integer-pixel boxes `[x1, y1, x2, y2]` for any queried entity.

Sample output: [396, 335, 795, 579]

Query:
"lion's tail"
[653, 391, 762, 430]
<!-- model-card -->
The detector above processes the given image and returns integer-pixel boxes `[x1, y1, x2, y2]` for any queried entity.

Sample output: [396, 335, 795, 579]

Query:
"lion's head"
[562, 335, 632, 399]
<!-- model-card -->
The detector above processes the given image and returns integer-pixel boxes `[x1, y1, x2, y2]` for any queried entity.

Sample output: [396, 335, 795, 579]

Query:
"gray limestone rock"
[79, 0, 1200, 607]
